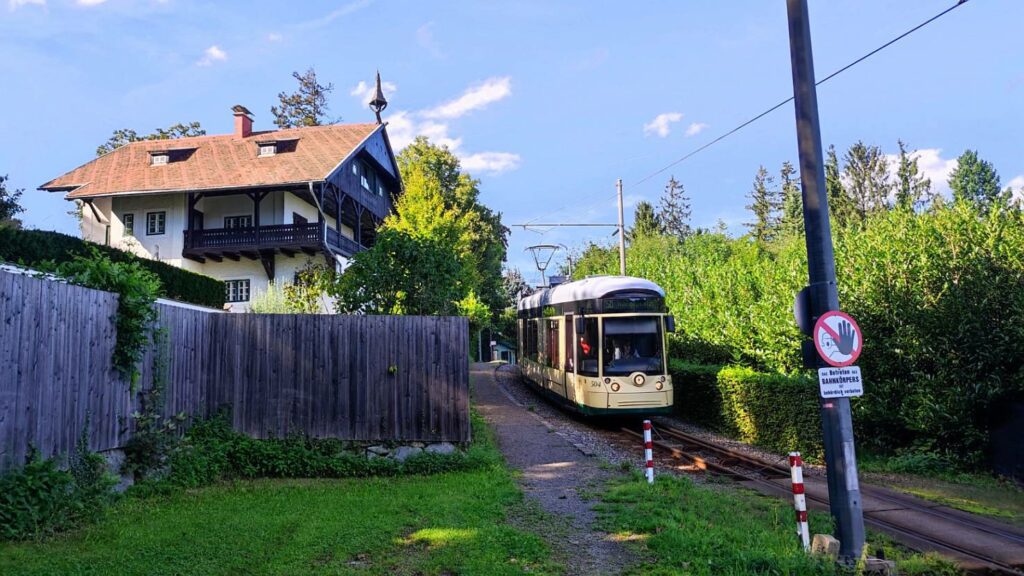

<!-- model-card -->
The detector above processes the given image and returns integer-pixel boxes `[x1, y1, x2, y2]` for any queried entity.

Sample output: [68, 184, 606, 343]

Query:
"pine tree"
[843, 141, 891, 222]
[826, 145, 854, 228]
[894, 140, 932, 211]
[657, 176, 692, 240]
[779, 161, 803, 237]
[630, 201, 661, 239]
[745, 165, 779, 244]
[948, 149, 1003, 213]
[271, 67, 338, 129]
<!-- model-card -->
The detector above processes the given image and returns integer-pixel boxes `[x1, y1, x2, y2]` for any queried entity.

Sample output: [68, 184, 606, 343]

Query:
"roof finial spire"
[368, 70, 388, 124]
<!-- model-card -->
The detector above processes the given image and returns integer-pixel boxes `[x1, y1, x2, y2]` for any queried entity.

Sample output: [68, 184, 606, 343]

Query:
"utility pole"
[616, 178, 626, 275]
[786, 0, 865, 562]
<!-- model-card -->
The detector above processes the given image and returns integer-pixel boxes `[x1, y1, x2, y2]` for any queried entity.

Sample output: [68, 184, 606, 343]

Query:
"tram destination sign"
[818, 366, 864, 398]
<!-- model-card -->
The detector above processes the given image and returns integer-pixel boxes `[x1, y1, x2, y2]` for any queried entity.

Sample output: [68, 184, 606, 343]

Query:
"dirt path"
[471, 363, 637, 576]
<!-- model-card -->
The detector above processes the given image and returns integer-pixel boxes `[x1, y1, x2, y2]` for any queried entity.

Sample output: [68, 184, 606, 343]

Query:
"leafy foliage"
[0, 441, 116, 541]
[894, 140, 932, 210]
[123, 329, 186, 480]
[250, 263, 332, 314]
[779, 161, 803, 237]
[40, 249, 161, 384]
[744, 165, 780, 244]
[0, 174, 25, 229]
[843, 140, 892, 222]
[629, 200, 660, 239]
[271, 67, 338, 128]
[0, 228, 224, 307]
[949, 149, 1003, 212]
[95, 122, 205, 156]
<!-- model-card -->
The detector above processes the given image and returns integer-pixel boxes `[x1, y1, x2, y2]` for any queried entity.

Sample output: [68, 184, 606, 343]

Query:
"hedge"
[670, 361, 824, 460]
[0, 228, 224, 308]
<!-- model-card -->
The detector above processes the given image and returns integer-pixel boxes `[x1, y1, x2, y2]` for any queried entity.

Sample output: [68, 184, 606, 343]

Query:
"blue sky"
[3, 0, 1022, 285]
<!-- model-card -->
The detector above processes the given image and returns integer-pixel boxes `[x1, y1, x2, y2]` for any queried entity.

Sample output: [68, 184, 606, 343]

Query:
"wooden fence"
[0, 268, 470, 472]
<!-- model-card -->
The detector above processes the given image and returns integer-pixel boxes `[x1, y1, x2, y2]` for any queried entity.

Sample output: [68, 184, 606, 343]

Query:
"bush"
[716, 366, 823, 459]
[0, 444, 117, 541]
[669, 360, 725, 428]
[0, 228, 224, 308]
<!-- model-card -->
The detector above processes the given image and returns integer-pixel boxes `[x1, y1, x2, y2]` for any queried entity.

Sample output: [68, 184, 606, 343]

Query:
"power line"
[633, 0, 971, 186]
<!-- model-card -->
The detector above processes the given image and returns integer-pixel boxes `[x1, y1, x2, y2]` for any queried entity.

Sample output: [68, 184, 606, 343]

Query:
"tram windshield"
[602, 317, 664, 376]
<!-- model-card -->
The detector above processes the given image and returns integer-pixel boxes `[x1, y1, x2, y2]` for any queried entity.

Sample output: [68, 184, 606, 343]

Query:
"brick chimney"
[232, 105, 253, 138]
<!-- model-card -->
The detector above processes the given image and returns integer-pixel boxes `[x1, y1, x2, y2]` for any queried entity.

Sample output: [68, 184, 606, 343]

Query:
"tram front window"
[602, 317, 663, 376]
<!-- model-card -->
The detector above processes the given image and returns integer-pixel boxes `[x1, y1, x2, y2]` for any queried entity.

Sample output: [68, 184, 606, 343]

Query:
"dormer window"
[256, 138, 296, 157]
[151, 153, 169, 166]
[149, 147, 196, 166]
[258, 144, 276, 157]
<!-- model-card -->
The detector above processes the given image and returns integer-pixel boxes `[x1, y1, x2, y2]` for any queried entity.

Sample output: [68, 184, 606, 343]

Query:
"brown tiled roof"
[40, 123, 381, 199]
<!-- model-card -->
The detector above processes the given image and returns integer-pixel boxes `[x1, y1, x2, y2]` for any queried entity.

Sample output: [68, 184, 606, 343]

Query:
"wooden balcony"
[182, 222, 365, 265]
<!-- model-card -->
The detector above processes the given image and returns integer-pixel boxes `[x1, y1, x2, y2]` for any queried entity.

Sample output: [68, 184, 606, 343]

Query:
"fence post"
[643, 419, 654, 484]
[789, 451, 811, 550]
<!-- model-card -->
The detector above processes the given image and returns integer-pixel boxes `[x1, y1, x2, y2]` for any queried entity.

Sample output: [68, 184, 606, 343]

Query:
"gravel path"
[472, 363, 639, 576]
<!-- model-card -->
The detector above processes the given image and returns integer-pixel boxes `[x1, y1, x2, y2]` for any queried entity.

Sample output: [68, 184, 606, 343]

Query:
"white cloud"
[1009, 175, 1024, 189]
[460, 152, 521, 175]
[349, 78, 397, 105]
[383, 78, 519, 175]
[8, 0, 45, 10]
[685, 122, 708, 137]
[884, 148, 957, 198]
[422, 77, 511, 120]
[196, 45, 227, 67]
[416, 22, 443, 58]
[267, 32, 283, 42]
[643, 112, 683, 138]
[76, 0, 107, 6]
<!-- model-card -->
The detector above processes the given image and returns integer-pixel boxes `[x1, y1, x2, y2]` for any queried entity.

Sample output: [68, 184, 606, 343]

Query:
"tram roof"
[517, 275, 665, 311]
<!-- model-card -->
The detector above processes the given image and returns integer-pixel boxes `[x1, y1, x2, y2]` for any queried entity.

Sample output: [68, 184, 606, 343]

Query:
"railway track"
[622, 423, 1024, 575]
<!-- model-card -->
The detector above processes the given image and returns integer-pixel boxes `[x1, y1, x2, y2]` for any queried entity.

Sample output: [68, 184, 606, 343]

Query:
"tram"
[517, 276, 674, 415]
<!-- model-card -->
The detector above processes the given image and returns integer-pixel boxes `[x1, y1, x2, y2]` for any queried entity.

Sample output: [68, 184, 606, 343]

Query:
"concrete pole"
[786, 0, 865, 561]
[617, 178, 626, 276]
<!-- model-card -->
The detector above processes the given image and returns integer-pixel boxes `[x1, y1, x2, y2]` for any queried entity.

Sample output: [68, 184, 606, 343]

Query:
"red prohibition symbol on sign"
[813, 310, 862, 367]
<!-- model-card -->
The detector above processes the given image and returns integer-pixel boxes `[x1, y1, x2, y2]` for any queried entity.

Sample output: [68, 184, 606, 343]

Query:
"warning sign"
[818, 366, 864, 398]
[813, 310, 862, 367]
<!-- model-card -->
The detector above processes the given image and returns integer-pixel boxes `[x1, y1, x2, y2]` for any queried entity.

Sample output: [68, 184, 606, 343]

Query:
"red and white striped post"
[643, 420, 654, 484]
[789, 451, 810, 551]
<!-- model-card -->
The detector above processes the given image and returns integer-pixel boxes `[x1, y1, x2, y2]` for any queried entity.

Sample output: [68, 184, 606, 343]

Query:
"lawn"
[594, 473, 960, 576]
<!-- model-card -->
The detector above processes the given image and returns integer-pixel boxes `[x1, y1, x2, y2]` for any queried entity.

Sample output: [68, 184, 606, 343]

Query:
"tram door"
[563, 314, 575, 401]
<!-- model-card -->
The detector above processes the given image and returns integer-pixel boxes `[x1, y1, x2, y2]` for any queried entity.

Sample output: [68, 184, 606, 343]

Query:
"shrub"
[0, 443, 117, 541]
[41, 249, 161, 383]
[0, 228, 224, 308]
[716, 366, 823, 459]
[669, 360, 725, 428]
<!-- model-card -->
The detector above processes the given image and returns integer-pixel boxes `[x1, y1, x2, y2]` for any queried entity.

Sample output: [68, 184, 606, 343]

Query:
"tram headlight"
[604, 377, 611, 384]
[655, 381, 664, 390]
[610, 382, 620, 392]
[633, 374, 645, 387]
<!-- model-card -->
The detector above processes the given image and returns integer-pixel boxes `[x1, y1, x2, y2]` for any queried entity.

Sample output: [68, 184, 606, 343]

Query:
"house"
[40, 94, 400, 311]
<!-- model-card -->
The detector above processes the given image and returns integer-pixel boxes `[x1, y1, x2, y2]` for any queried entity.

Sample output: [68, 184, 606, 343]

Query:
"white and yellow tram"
[517, 276, 675, 415]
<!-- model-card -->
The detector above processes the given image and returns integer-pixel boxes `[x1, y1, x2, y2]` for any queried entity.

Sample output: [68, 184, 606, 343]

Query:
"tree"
[894, 140, 932, 211]
[96, 122, 206, 156]
[842, 141, 891, 221]
[658, 176, 692, 240]
[390, 137, 509, 314]
[744, 165, 779, 244]
[271, 67, 338, 129]
[630, 201, 661, 239]
[502, 268, 530, 307]
[0, 174, 25, 229]
[779, 161, 803, 237]
[949, 149, 1003, 212]
[826, 145, 855, 228]
[331, 228, 466, 315]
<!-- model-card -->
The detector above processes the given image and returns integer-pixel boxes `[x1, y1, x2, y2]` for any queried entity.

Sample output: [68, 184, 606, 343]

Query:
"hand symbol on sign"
[835, 320, 856, 355]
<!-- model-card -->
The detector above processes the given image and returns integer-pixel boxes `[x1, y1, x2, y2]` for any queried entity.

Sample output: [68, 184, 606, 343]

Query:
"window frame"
[258, 144, 276, 157]
[225, 279, 251, 303]
[122, 213, 135, 236]
[145, 211, 166, 236]
[150, 154, 169, 166]
[223, 214, 253, 229]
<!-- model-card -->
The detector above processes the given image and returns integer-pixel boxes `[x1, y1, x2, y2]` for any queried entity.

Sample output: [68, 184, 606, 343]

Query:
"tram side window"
[525, 319, 539, 362]
[545, 319, 560, 369]
[576, 318, 600, 376]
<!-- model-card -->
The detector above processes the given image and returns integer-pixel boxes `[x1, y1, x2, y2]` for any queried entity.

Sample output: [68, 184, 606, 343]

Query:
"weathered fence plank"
[0, 268, 470, 472]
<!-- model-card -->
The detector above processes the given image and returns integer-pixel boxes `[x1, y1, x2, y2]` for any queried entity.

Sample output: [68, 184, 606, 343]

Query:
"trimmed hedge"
[0, 228, 224, 308]
[670, 361, 824, 460]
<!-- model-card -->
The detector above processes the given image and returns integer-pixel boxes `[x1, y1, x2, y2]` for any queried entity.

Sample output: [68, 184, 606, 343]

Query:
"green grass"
[0, 418, 559, 576]
[594, 473, 960, 576]
[859, 452, 1024, 526]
